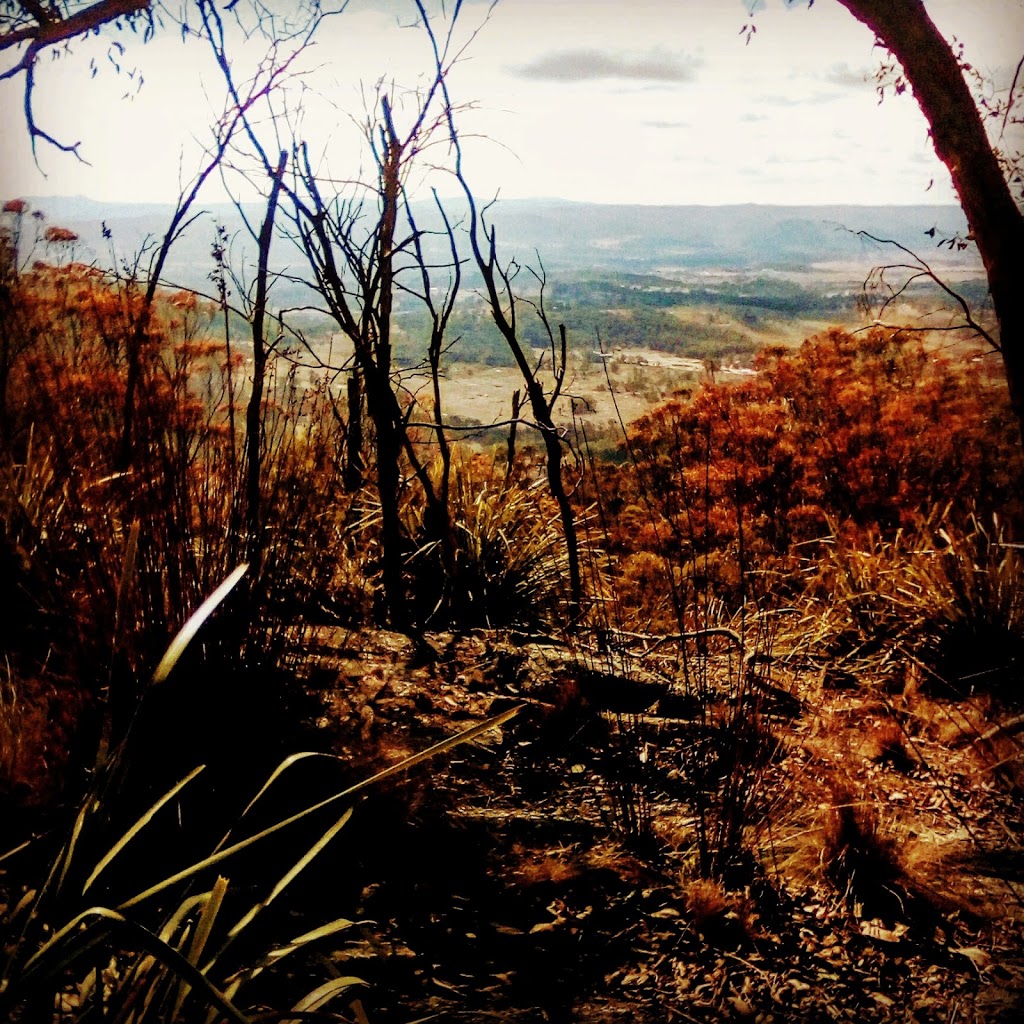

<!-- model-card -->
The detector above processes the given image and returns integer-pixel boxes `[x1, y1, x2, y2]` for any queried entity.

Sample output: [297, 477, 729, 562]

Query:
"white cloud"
[513, 48, 702, 84]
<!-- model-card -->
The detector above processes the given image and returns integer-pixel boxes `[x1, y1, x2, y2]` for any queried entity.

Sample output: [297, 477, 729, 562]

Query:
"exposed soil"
[294, 627, 1024, 1023]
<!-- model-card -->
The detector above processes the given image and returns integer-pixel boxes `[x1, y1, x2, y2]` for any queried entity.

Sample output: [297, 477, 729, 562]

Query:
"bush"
[597, 328, 1021, 625]
[800, 510, 1024, 692]
[404, 456, 579, 630]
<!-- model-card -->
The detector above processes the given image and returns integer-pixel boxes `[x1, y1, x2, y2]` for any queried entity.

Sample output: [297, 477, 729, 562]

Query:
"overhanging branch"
[2, 0, 152, 161]
[855, 229, 999, 352]
[0, 0, 151, 54]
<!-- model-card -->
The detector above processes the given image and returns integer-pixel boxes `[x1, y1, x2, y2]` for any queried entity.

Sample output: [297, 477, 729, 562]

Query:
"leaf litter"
[297, 625, 1024, 1022]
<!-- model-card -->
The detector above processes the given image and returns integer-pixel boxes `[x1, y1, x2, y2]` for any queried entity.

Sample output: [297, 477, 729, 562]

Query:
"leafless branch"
[2, 0, 151, 159]
[855, 229, 999, 352]
[1001, 52, 1024, 138]
[0, 0, 149, 54]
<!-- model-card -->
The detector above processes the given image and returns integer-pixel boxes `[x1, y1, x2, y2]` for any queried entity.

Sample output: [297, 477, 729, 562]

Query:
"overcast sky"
[1, 0, 1022, 207]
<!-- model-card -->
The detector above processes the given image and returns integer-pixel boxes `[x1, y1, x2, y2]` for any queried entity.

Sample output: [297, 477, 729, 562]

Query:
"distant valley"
[12, 195, 991, 434]
[19, 195, 981, 285]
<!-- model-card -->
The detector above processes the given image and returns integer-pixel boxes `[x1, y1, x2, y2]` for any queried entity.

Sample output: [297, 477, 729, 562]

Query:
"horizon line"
[8, 192, 968, 212]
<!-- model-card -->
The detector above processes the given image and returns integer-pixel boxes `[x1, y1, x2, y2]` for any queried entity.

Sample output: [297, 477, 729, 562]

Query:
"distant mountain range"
[14, 195, 980, 294]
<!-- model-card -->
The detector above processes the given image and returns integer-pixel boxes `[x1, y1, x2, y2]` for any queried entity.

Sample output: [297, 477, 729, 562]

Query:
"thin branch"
[1001, 53, 1024, 137]
[2, 0, 151, 159]
[23, 52, 88, 164]
[855, 229, 999, 351]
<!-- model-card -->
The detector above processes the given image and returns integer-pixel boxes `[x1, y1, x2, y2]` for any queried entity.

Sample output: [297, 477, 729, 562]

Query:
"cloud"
[756, 90, 842, 107]
[513, 48, 701, 84]
[824, 61, 870, 87]
[765, 153, 834, 165]
[755, 94, 807, 107]
[643, 119, 693, 130]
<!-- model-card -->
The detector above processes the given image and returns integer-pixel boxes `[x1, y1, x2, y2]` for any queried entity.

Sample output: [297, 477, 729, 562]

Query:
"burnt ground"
[291, 626, 1024, 1024]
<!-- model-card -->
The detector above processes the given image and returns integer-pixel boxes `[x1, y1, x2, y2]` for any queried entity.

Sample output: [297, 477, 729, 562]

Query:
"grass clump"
[405, 457, 581, 631]
[800, 510, 1024, 694]
[0, 566, 520, 1023]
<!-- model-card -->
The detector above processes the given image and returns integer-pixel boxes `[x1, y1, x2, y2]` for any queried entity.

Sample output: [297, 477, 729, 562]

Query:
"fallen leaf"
[951, 946, 992, 971]
[727, 995, 756, 1017]
[529, 921, 558, 934]
[860, 920, 907, 942]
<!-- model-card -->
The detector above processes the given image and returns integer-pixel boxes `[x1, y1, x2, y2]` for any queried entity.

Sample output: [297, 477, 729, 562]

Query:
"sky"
[1, 0, 1023, 207]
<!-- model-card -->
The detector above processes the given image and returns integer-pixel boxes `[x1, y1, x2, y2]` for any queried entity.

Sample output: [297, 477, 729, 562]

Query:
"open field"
[414, 298, 994, 436]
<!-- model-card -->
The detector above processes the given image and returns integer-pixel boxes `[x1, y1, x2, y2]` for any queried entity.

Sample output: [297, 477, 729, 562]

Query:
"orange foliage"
[5, 263, 227, 471]
[598, 329, 1021, 620]
[42, 225, 79, 244]
[3, 261, 356, 802]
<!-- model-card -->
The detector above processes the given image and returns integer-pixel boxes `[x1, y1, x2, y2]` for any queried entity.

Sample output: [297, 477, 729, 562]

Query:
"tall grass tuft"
[0, 567, 520, 1023]
[405, 456, 579, 630]
[800, 509, 1024, 693]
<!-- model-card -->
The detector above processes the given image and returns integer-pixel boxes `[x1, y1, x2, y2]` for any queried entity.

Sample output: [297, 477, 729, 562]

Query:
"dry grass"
[403, 456, 591, 630]
[793, 511, 1023, 717]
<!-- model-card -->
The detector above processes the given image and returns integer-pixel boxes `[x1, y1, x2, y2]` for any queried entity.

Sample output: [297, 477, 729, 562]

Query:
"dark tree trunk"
[245, 151, 288, 580]
[505, 388, 522, 490]
[371, 101, 408, 629]
[344, 370, 364, 492]
[836, 0, 1024, 449]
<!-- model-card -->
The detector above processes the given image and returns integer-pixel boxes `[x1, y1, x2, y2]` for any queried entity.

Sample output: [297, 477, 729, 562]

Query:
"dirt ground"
[295, 626, 1024, 1023]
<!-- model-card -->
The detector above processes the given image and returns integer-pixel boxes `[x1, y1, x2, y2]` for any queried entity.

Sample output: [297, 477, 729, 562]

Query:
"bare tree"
[245, 150, 288, 579]
[288, 90, 462, 628]
[422, 3, 584, 620]
[117, 28, 313, 469]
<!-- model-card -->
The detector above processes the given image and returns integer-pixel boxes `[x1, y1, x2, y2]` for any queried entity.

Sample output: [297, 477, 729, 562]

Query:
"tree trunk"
[369, 98, 409, 629]
[344, 370, 364, 492]
[836, 0, 1024, 449]
[505, 388, 522, 489]
[245, 151, 288, 585]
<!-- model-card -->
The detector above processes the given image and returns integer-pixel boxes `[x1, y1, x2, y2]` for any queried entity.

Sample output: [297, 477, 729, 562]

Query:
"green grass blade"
[265, 916, 357, 967]
[222, 807, 354, 947]
[210, 751, 343, 856]
[152, 564, 248, 686]
[157, 891, 212, 946]
[22, 907, 252, 1024]
[335, 703, 522, 800]
[118, 707, 521, 912]
[0, 837, 33, 865]
[172, 876, 229, 1020]
[56, 799, 91, 893]
[186, 876, 228, 965]
[83, 765, 206, 895]
[229, 917, 357, 989]
[283, 975, 366, 1022]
